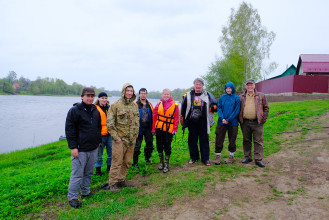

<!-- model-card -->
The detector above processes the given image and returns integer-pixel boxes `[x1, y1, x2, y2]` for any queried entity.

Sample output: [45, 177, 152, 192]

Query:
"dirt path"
[132, 114, 329, 220]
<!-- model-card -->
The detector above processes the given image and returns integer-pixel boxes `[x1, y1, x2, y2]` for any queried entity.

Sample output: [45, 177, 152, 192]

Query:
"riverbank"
[1, 100, 329, 219]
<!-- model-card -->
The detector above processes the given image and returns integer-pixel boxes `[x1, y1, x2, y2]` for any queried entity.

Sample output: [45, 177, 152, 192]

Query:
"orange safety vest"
[95, 105, 108, 136]
[155, 101, 178, 133]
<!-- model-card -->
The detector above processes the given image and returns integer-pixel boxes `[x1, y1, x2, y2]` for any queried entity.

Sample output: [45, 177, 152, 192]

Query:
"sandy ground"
[132, 113, 329, 220]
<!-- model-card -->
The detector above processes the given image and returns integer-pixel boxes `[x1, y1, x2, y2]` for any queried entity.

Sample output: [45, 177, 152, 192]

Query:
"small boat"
[59, 135, 66, 141]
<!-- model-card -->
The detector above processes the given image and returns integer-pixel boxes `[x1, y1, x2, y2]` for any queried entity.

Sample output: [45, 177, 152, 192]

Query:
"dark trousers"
[240, 120, 264, 162]
[155, 129, 173, 156]
[215, 124, 238, 153]
[134, 127, 154, 161]
[188, 118, 210, 163]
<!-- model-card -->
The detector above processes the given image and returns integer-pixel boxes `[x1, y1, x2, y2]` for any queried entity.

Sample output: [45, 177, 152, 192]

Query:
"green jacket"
[107, 83, 140, 146]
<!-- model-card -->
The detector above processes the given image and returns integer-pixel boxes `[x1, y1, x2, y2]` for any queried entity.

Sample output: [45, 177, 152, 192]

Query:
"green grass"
[1, 99, 329, 219]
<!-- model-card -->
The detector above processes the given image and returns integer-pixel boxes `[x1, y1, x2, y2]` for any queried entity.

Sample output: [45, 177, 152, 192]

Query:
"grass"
[1, 99, 329, 219]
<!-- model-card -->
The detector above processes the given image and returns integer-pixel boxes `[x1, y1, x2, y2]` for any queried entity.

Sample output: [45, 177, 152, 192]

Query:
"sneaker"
[225, 155, 234, 164]
[69, 199, 81, 208]
[214, 155, 221, 165]
[106, 183, 120, 193]
[118, 180, 134, 188]
[81, 192, 94, 198]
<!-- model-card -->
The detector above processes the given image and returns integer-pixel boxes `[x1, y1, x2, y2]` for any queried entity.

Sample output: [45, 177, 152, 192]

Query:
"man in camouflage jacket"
[106, 83, 140, 192]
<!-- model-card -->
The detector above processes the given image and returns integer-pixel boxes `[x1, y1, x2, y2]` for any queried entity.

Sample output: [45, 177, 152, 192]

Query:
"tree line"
[0, 71, 190, 100]
[0, 71, 109, 96]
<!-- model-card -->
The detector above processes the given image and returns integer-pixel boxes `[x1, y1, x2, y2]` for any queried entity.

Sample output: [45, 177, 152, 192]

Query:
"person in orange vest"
[94, 92, 112, 176]
[152, 89, 179, 173]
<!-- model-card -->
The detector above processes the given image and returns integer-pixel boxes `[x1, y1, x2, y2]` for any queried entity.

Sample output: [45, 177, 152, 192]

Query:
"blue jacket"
[217, 81, 241, 126]
[136, 99, 153, 135]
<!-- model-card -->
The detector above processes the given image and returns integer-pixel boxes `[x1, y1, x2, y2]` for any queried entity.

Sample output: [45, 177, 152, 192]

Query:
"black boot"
[132, 152, 139, 169]
[163, 155, 170, 173]
[107, 165, 111, 172]
[158, 153, 164, 170]
[95, 167, 102, 176]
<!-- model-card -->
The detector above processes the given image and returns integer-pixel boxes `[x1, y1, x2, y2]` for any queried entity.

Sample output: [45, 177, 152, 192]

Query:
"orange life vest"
[155, 101, 178, 133]
[95, 105, 108, 136]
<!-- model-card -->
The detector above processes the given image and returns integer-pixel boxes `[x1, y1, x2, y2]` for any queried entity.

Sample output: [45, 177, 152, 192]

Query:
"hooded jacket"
[106, 83, 140, 146]
[65, 102, 102, 152]
[217, 81, 241, 127]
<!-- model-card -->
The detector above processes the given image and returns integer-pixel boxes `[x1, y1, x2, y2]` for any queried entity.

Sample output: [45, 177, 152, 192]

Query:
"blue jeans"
[95, 135, 112, 167]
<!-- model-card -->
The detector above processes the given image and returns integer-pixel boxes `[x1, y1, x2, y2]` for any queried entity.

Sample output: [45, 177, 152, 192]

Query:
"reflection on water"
[0, 95, 161, 154]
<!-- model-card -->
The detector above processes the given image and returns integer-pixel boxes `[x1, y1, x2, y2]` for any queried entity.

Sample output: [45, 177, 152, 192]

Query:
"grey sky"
[1, 0, 328, 91]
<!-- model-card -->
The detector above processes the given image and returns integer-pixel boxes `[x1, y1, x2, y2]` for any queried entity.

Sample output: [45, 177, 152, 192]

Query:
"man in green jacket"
[106, 83, 140, 192]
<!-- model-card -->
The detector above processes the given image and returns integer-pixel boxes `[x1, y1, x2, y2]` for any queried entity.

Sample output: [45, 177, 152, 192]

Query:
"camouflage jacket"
[107, 83, 140, 146]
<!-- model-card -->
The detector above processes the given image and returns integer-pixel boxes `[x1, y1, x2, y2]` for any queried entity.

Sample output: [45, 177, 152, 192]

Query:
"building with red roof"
[256, 54, 329, 94]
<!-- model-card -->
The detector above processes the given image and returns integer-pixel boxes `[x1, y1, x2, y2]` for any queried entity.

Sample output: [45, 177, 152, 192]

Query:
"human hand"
[222, 119, 228, 124]
[71, 148, 79, 158]
[115, 138, 122, 143]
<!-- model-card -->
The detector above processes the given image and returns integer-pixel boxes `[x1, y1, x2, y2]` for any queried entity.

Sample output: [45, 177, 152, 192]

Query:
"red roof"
[296, 54, 329, 74]
[300, 54, 329, 62]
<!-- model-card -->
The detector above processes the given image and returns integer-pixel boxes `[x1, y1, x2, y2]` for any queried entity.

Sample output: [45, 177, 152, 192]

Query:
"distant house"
[256, 54, 329, 94]
[296, 54, 329, 76]
[13, 83, 20, 89]
[267, 64, 296, 80]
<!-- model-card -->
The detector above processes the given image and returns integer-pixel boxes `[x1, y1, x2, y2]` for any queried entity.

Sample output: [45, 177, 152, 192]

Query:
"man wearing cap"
[239, 79, 269, 167]
[181, 78, 217, 166]
[65, 87, 102, 208]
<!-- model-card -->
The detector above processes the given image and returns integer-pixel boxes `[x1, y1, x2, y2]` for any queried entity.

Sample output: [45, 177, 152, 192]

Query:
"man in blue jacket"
[132, 88, 154, 168]
[214, 81, 240, 165]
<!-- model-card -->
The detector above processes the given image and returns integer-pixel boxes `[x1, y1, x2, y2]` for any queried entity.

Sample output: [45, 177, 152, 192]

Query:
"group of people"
[65, 77, 269, 208]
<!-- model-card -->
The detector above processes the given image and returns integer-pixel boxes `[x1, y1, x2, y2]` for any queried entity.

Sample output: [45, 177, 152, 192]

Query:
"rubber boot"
[95, 167, 102, 176]
[158, 153, 164, 170]
[163, 155, 170, 173]
[132, 152, 139, 169]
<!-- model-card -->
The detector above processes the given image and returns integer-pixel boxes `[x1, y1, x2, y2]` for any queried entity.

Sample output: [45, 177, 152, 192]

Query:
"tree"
[204, 1, 277, 94]
[220, 2, 277, 81]
[6, 71, 17, 84]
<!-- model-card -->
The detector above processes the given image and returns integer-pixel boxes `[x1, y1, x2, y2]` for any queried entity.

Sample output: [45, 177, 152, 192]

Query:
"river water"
[0, 95, 161, 154]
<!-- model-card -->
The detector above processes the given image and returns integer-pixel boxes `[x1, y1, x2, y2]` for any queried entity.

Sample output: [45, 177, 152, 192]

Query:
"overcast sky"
[1, 0, 328, 91]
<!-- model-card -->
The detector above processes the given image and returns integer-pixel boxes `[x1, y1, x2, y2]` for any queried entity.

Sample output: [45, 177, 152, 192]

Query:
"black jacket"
[65, 102, 102, 152]
[181, 89, 217, 129]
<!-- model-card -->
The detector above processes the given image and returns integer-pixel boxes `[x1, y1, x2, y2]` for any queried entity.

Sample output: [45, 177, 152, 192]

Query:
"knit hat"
[98, 92, 108, 98]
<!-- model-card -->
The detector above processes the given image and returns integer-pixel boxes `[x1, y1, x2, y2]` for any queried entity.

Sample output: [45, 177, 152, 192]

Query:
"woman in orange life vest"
[152, 89, 179, 173]
[94, 92, 112, 176]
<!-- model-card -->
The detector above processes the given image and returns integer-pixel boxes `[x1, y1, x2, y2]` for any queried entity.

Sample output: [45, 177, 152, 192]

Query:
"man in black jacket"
[181, 78, 216, 166]
[65, 87, 101, 208]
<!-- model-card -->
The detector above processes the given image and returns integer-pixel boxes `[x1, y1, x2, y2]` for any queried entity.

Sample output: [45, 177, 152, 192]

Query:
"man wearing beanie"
[105, 83, 139, 192]
[94, 92, 112, 176]
[65, 87, 101, 208]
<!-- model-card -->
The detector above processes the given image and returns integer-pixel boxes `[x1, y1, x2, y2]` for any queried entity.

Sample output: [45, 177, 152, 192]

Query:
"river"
[0, 95, 161, 154]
